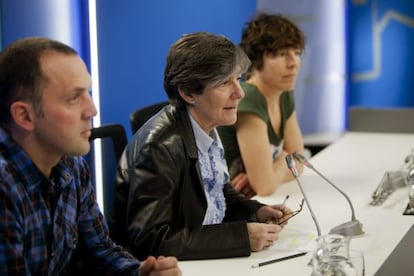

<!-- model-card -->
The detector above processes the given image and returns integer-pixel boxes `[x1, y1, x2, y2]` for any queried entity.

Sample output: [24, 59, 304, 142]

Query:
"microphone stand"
[293, 152, 364, 237]
[285, 155, 321, 237]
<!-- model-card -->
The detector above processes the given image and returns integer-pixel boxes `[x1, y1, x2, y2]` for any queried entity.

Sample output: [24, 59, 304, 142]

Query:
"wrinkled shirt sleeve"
[77, 157, 140, 274]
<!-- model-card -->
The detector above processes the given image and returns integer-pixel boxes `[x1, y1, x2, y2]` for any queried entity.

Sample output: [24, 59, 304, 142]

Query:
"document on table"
[271, 230, 316, 252]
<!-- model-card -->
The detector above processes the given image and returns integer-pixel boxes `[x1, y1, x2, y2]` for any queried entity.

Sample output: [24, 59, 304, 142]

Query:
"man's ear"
[9, 101, 35, 131]
[178, 88, 195, 105]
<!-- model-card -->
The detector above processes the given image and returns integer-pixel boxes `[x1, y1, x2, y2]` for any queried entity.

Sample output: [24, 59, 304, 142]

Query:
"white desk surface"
[179, 132, 414, 276]
[303, 131, 344, 146]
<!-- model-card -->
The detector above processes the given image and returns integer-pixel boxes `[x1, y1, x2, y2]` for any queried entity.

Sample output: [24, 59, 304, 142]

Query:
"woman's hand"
[139, 256, 182, 276]
[256, 205, 293, 227]
[246, 222, 281, 251]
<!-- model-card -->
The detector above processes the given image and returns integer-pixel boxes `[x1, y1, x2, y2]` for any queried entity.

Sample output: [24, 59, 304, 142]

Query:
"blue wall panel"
[0, 0, 87, 59]
[93, 0, 255, 214]
[350, 0, 414, 107]
[96, 0, 256, 137]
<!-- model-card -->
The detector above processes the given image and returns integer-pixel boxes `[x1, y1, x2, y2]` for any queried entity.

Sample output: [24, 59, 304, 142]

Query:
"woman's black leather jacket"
[110, 105, 264, 260]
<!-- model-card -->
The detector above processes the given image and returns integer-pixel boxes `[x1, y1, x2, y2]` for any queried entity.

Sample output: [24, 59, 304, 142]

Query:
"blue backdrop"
[0, 0, 88, 62]
[349, 0, 414, 107]
[95, 0, 256, 137]
[2, 0, 413, 214]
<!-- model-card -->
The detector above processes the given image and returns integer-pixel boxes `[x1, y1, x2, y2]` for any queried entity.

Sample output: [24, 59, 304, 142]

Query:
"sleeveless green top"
[218, 83, 295, 178]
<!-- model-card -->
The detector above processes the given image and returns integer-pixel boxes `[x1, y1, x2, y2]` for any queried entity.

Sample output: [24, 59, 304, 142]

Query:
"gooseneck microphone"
[285, 155, 321, 236]
[292, 152, 364, 237]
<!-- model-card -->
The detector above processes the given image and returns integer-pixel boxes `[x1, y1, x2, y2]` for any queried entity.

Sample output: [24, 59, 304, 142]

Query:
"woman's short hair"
[164, 32, 250, 107]
[240, 13, 305, 74]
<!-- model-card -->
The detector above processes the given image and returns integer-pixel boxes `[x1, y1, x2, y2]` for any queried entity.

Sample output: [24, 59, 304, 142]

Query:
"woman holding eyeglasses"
[110, 32, 295, 260]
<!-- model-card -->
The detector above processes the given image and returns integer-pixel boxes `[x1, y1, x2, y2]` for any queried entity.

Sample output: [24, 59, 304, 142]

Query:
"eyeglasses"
[277, 198, 305, 225]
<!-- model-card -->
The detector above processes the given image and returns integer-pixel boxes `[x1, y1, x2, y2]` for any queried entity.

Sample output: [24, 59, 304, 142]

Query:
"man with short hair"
[0, 37, 180, 275]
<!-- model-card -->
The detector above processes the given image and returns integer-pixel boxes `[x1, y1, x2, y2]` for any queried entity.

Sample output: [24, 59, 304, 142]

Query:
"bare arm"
[235, 112, 304, 196]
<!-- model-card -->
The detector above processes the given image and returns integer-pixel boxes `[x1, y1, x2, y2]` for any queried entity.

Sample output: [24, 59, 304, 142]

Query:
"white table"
[179, 132, 414, 275]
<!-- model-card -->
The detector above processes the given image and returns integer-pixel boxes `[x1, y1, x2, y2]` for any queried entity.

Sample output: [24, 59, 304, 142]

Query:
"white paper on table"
[270, 230, 316, 252]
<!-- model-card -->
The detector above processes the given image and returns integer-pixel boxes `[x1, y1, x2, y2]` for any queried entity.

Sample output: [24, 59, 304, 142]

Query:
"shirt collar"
[0, 127, 73, 192]
[188, 114, 221, 153]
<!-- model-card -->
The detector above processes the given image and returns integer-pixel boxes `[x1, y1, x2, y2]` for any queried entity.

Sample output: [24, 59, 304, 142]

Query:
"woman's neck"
[246, 75, 282, 107]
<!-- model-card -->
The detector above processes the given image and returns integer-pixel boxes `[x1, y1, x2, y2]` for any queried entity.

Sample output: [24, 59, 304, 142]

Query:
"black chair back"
[130, 101, 168, 134]
[89, 124, 128, 161]
[88, 123, 128, 217]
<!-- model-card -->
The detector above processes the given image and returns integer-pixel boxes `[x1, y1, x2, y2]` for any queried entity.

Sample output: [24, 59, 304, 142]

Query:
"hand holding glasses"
[277, 198, 305, 225]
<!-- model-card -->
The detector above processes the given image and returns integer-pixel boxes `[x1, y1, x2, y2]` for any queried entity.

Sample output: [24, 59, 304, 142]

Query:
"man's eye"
[68, 93, 81, 103]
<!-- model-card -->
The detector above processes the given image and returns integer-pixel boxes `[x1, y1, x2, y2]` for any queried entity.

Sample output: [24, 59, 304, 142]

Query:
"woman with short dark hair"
[112, 32, 292, 260]
[219, 13, 307, 198]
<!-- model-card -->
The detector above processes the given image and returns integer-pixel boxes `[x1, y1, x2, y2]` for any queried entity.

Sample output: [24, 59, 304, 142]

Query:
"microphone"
[285, 155, 322, 236]
[292, 152, 364, 237]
